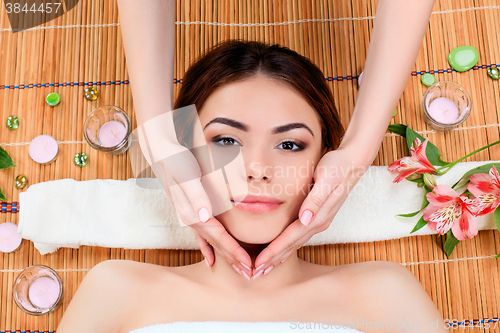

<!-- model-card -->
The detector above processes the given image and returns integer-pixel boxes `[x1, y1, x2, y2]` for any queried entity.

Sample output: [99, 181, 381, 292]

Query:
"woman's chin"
[226, 227, 284, 245]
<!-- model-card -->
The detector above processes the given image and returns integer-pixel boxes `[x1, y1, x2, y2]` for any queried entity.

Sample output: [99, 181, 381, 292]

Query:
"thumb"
[177, 177, 213, 223]
[299, 176, 335, 226]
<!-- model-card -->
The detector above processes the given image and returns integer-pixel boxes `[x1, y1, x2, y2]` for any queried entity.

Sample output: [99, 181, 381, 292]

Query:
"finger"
[253, 219, 308, 272]
[191, 228, 215, 267]
[298, 176, 340, 226]
[254, 192, 347, 277]
[169, 182, 199, 225]
[307, 184, 349, 228]
[155, 153, 214, 224]
[190, 217, 253, 276]
[160, 154, 213, 224]
[176, 176, 214, 224]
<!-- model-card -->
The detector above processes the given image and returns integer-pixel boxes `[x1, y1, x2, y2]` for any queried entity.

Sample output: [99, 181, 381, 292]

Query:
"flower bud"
[406, 173, 422, 181]
[423, 173, 437, 190]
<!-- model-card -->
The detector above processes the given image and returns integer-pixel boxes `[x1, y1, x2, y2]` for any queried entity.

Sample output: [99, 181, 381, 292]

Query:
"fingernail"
[198, 208, 210, 223]
[280, 257, 288, 264]
[232, 263, 242, 275]
[242, 271, 251, 281]
[255, 263, 265, 271]
[263, 265, 274, 275]
[240, 262, 251, 270]
[300, 210, 313, 226]
[204, 257, 210, 267]
[252, 269, 264, 280]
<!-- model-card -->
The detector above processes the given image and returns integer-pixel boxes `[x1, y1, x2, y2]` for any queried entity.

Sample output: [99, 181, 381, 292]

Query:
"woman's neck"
[201, 240, 303, 293]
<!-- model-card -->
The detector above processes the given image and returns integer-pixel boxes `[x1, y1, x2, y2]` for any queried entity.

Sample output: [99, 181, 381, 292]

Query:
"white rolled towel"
[17, 161, 499, 255]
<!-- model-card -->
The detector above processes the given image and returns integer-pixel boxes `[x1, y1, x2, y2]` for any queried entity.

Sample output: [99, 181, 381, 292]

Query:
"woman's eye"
[277, 140, 304, 151]
[213, 137, 241, 146]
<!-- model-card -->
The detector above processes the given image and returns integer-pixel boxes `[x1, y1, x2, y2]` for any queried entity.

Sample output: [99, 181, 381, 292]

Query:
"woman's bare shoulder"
[336, 260, 448, 332]
[57, 259, 146, 333]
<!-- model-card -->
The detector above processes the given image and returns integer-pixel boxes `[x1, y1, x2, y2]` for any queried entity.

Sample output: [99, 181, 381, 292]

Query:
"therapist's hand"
[138, 134, 253, 278]
[252, 146, 369, 278]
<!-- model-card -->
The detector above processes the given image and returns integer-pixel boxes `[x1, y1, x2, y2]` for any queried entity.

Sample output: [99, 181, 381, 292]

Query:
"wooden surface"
[1, 0, 500, 331]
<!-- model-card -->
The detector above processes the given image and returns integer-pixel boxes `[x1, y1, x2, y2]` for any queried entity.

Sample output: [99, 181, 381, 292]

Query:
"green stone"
[6, 115, 19, 130]
[448, 46, 479, 72]
[392, 109, 397, 118]
[46, 92, 61, 106]
[15, 175, 27, 189]
[421, 73, 436, 86]
[74, 153, 88, 167]
[84, 87, 99, 101]
[487, 67, 500, 80]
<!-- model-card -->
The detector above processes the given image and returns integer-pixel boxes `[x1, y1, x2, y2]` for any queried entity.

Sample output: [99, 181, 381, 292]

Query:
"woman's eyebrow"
[204, 117, 314, 137]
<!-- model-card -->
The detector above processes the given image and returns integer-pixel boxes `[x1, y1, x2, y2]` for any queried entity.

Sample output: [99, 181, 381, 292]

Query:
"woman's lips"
[232, 201, 282, 212]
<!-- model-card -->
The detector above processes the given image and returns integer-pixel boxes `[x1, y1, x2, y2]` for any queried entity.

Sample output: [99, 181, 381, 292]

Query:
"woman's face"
[193, 75, 324, 244]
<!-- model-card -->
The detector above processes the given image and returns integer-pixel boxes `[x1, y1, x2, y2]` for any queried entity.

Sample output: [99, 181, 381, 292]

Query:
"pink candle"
[29, 135, 58, 164]
[98, 120, 127, 147]
[0, 222, 22, 253]
[427, 97, 460, 124]
[28, 276, 60, 309]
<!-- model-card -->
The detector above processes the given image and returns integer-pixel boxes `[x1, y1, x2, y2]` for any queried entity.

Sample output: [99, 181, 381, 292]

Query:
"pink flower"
[388, 138, 436, 183]
[423, 185, 478, 241]
[467, 166, 500, 216]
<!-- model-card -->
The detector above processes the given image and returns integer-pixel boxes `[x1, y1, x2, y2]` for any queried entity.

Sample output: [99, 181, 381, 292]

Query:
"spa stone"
[74, 153, 88, 167]
[46, 92, 60, 106]
[421, 73, 436, 87]
[448, 46, 479, 72]
[6, 115, 19, 130]
[487, 67, 500, 80]
[84, 87, 99, 101]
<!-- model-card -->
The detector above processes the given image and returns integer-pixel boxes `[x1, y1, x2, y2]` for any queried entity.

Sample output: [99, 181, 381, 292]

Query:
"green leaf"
[444, 230, 460, 258]
[0, 146, 15, 169]
[0, 187, 5, 201]
[451, 163, 500, 189]
[396, 211, 421, 218]
[387, 124, 407, 137]
[410, 216, 428, 233]
[397, 187, 431, 219]
[421, 186, 431, 210]
[405, 126, 449, 167]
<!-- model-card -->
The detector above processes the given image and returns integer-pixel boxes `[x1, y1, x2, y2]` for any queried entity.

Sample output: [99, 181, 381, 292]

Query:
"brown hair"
[173, 39, 344, 153]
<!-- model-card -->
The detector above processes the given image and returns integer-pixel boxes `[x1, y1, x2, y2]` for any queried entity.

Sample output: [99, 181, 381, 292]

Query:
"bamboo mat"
[1, 0, 500, 331]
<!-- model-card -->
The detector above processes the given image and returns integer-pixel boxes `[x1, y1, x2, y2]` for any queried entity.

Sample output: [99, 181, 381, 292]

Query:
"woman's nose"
[245, 149, 273, 182]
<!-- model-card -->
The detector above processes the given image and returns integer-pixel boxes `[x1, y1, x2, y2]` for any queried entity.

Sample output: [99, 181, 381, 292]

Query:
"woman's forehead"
[199, 77, 322, 130]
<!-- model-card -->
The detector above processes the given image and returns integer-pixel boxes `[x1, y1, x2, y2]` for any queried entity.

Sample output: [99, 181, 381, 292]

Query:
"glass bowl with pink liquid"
[83, 105, 132, 155]
[422, 81, 471, 132]
[13, 265, 64, 316]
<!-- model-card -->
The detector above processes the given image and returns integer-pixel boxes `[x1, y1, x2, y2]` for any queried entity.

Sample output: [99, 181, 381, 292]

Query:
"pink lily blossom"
[467, 166, 500, 216]
[388, 138, 436, 183]
[423, 185, 478, 241]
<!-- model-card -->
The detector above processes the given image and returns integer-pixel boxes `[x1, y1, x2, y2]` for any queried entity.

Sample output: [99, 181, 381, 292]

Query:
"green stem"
[435, 139, 500, 174]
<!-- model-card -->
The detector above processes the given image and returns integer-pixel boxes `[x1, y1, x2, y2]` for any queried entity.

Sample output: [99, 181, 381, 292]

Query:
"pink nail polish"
[300, 210, 313, 226]
[240, 261, 251, 270]
[232, 263, 242, 275]
[242, 271, 251, 281]
[280, 257, 288, 264]
[255, 263, 265, 271]
[263, 265, 274, 275]
[252, 269, 264, 280]
[204, 257, 210, 267]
